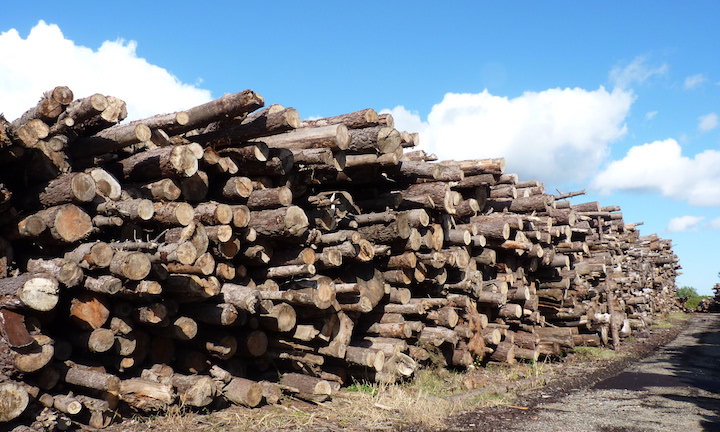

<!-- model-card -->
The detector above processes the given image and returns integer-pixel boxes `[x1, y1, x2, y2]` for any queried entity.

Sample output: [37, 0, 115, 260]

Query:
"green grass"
[571, 346, 619, 360]
[467, 391, 511, 406]
[651, 311, 691, 329]
[344, 381, 377, 395]
[407, 368, 466, 397]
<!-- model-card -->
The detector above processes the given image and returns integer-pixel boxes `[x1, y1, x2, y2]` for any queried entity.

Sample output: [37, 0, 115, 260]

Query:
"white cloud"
[684, 73, 707, 89]
[0, 21, 212, 121]
[609, 56, 668, 89]
[698, 112, 718, 132]
[593, 138, 720, 206]
[381, 106, 428, 135]
[666, 216, 705, 232]
[709, 217, 720, 230]
[645, 111, 658, 121]
[385, 87, 632, 183]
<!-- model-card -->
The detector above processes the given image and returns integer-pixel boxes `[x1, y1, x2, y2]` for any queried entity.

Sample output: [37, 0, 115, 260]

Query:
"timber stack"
[0, 86, 679, 429]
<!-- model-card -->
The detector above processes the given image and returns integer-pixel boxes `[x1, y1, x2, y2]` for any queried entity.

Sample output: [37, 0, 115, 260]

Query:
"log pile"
[696, 283, 720, 312]
[0, 87, 679, 429]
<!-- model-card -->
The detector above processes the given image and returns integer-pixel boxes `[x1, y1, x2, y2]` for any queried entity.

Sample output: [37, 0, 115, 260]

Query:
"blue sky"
[1, 1, 718, 293]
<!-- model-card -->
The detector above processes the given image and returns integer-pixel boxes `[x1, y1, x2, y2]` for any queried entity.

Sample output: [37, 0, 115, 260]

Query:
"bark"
[248, 206, 309, 237]
[252, 124, 350, 151]
[28, 204, 93, 243]
[348, 126, 401, 154]
[223, 377, 262, 407]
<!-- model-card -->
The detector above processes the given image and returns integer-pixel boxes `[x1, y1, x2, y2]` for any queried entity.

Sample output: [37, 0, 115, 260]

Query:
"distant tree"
[677, 286, 698, 298]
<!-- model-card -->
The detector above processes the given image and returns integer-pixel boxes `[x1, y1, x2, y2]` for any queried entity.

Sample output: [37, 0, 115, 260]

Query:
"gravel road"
[451, 314, 720, 432]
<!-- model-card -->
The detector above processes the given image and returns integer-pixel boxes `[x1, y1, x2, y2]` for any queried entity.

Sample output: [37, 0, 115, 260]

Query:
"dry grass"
[113, 366, 520, 432]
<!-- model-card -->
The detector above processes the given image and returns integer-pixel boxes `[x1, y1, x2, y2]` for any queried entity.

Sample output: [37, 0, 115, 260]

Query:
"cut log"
[223, 377, 263, 407]
[253, 124, 350, 151]
[0, 274, 59, 312]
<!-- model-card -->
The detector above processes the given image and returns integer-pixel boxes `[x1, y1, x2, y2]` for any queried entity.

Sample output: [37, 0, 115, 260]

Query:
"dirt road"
[446, 314, 720, 432]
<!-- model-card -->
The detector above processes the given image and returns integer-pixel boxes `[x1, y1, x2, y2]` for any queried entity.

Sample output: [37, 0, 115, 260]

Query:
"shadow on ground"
[593, 314, 720, 431]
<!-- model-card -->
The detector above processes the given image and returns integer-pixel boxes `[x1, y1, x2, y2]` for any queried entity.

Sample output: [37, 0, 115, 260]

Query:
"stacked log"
[0, 87, 679, 429]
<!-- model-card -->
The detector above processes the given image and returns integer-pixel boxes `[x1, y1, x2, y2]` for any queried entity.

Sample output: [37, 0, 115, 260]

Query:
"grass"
[571, 346, 620, 361]
[651, 311, 691, 329]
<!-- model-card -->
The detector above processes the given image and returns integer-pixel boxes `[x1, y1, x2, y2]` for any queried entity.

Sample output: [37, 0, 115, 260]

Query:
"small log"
[252, 124, 350, 151]
[223, 377, 263, 407]
[120, 378, 175, 412]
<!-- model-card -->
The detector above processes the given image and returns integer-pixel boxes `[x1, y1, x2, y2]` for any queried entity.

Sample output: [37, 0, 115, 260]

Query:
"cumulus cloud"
[684, 73, 707, 89]
[666, 216, 705, 232]
[384, 87, 632, 183]
[609, 56, 668, 89]
[698, 112, 718, 132]
[593, 138, 720, 206]
[0, 20, 212, 121]
[645, 111, 658, 121]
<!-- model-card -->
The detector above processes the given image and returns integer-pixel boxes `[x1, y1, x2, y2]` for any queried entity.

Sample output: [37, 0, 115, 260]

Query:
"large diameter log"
[248, 206, 308, 237]
[31, 204, 93, 243]
[0, 381, 29, 422]
[223, 377, 263, 407]
[0, 274, 59, 311]
[252, 124, 350, 151]
[28, 172, 96, 208]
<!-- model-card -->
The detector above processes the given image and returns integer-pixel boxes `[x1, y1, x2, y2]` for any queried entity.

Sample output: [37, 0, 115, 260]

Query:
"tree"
[676, 286, 698, 298]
